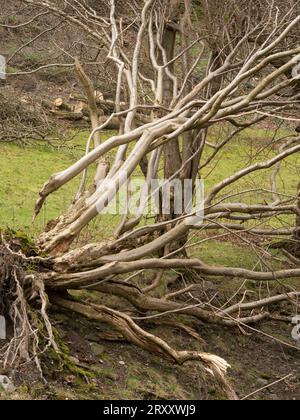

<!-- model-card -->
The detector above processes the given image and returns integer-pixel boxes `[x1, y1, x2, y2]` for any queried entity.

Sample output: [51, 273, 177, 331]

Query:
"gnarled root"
[51, 294, 238, 400]
[0, 236, 58, 374]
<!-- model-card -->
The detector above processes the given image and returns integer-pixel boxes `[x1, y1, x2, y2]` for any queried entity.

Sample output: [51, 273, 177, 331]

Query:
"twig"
[241, 374, 293, 400]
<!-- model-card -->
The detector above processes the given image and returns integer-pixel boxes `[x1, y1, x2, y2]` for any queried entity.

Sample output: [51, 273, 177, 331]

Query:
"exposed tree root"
[1, 234, 299, 399]
[51, 294, 238, 400]
[0, 236, 58, 374]
[55, 279, 223, 324]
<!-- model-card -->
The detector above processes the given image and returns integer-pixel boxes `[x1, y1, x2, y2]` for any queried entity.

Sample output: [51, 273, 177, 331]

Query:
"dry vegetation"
[0, 0, 300, 400]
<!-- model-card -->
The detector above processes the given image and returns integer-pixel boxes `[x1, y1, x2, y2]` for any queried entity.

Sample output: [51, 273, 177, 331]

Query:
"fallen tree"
[1, 0, 300, 399]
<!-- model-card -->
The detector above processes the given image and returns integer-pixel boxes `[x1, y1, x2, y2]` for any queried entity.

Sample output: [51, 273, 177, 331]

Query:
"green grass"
[0, 142, 77, 233]
[0, 131, 125, 240]
[203, 126, 300, 197]
[200, 125, 299, 231]
[0, 124, 298, 246]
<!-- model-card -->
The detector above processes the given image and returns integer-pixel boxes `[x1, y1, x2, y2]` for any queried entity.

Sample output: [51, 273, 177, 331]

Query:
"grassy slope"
[0, 142, 80, 233]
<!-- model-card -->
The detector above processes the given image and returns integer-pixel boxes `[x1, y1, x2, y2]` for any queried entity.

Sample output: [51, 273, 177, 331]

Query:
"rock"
[90, 343, 105, 357]
[256, 378, 269, 387]
[0, 376, 15, 393]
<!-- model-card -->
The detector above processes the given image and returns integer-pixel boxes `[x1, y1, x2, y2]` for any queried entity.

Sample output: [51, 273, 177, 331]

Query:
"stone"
[90, 342, 105, 356]
[0, 376, 15, 393]
[256, 378, 269, 387]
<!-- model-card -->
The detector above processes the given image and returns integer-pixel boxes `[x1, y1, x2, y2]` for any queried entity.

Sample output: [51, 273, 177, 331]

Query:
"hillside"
[0, 0, 300, 402]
